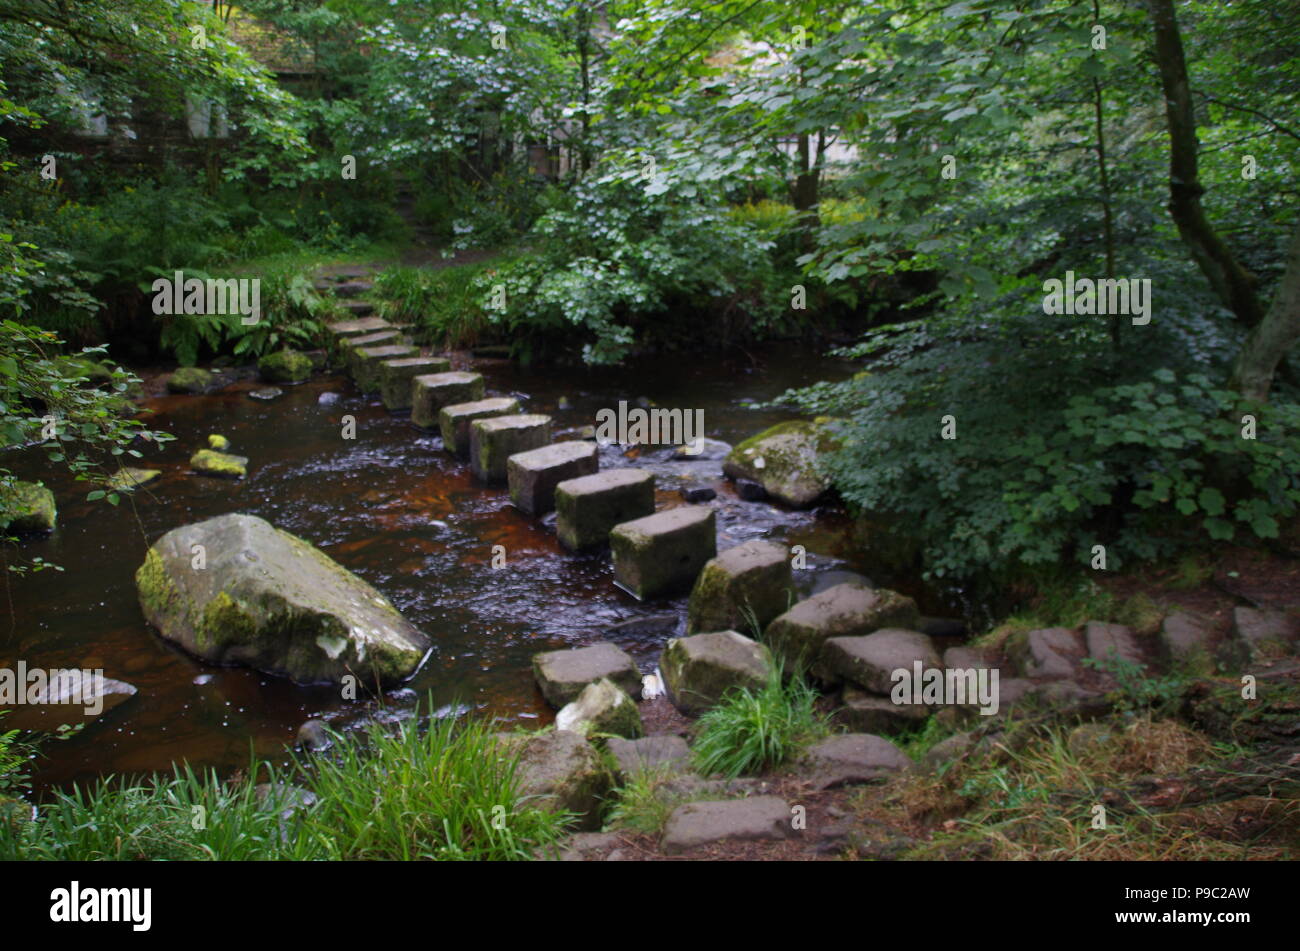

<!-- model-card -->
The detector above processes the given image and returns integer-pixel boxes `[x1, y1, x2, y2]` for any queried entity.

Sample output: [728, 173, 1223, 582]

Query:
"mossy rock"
[166, 366, 214, 394]
[722, 419, 836, 508]
[105, 468, 161, 491]
[208, 434, 230, 451]
[55, 354, 114, 387]
[258, 349, 313, 384]
[190, 449, 248, 478]
[0, 481, 56, 533]
[134, 513, 430, 685]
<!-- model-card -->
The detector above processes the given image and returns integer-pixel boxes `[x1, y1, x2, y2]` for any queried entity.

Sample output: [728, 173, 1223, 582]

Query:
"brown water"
[1, 344, 949, 790]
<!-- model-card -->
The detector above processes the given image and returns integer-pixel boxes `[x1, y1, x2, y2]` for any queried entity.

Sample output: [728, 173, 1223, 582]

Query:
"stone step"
[507, 441, 599, 515]
[410, 372, 485, 429]
[554, 469, 655, 552]
[379, 356, 451, 411]
[333, 280, 373, 298]
[352, 344, 418, 394]
[470, 414, 553, 483]
[339, 330, 403, 372]
[439, 397, 521, 457]
[610, 505, 716, 600]
[340, 299, 375, 317]
[325, 316, 391, 340]
[661, 797, 793, 855]
[532, 642, 643, 707]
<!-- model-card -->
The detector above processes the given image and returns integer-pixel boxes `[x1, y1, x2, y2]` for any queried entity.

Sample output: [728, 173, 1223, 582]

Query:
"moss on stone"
[258, 349, 313, 384]
[0, 481, 56, 533]
[208, 434, 230, 451]
[166, 366, 213, 393]
[190, 449, 248, 478]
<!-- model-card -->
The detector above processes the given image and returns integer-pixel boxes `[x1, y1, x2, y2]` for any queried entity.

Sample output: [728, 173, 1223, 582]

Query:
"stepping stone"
[439, 397, 521, 457]
[836, 686, 931, 734]
[660, 630, 771, 715]
[555, 678, 642, 739]
[340, 329, 402, 372]
[1009, 627, 1084, 680]
[333, 280, 373, 298]
[816, 629, 942, 693]
[605, 735, 691, 782]
[471, 414, 552, 483]
[1230, 606, 1300, 662]
[532, 642, 643, 707]
[661, 796, 792, 855]
[1159, 611, 1215, 664]
[352, 343, 417, 394]
[339, 299, 374, 317]
[507, 441, 599, 515]
[802, 734, 911, 790]
[1084, 621, 1144, 667]
[555, 469, 655, 552]
[410, 372, 485, 429]
[495, 730, 613, 831]
[764, 583, 920, 672]
[325, 316, 390, 339]
[687, 539, 795, 635]
[611, 506, 717, 600]
[379, 356, 451, 410]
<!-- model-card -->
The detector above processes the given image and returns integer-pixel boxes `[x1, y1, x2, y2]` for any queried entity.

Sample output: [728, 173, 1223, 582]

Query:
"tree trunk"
[1147, 0, 1263, 328]
[1230, 221, 1300, 400]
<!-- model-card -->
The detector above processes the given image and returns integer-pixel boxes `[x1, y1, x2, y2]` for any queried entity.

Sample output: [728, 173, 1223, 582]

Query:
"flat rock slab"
[340, 330, 401, 370]
[379, 356, 451, 410]
[439, 397, 521, 457]
[0, 669, 137, 731]
[471, 414, 553, 483]
[1231, 606, 1299, 661]
[1160, 611, 1215, 664]
[508, 441, 599, 515]
[555, 469, 655, 551]
[605, 735, 691, 781]
[661, 796, 792, 855]
[497, 730, 612, 832]
[353, 344, 417, 393]
[803, 734, 911, 790]
[660, 630, 770, 715]
[333, 280, 372, 298]
[339, 299, 374, 317]
[411, 372, 485, 429]
[1011, 627, 1085, 679]
[190, 449, 248, 478]
[687, 539, 794, 635]
[837, 686, 931, 734]
[556, 677, 643, 739]
[817, 628, 941, 692]
[611, 506, 717, 600]
[135, 513, 429, 685]
[325, 316, 390, 338]
[765, 583, 921, 671]
[532, 642, 643, 708]
[1084, 621, 1144, 667]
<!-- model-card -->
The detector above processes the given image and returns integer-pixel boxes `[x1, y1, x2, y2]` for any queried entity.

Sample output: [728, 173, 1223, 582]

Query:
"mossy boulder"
[258, 349, 313, 384]
[190, 449, 248, 478]
[135, 513, 430, 685]
[764, 583, 920, 671]
[687, 539, 795, 635]
[555, 678, 643, 739]
[105, 468, 161, 492]
[166, 366, 214, 394]
[660, 630, 771, 715]
[495, 730, 614, 831]
[722, 420, 835, 508]
[0, 480, 56, 533]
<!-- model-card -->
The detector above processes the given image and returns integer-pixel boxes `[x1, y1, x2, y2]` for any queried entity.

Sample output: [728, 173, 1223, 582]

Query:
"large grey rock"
[555, 469, 655, 551]
[660, 630, 771, 715]
[507, 441, 598, 515]
[0, 668, 136, 731]
[722, 420, 832, 508]
[764, 583, 920, 671]
[1009, 627, 1084, 679]
[497, 730, 613, 831]
[411, 372, 485, 429]
[555, 678, 643, 739]
[1160, 611, 1215, 665]
[471, 414, 552, 483]
[1084, 621, 1144, 667]
[0, 480, 57, 533]
[610, 506, 717, 600]
[661, 796, 792, 855]
[605, 735, 691, 782]
[135, 513, 429, 685]
[802, 733, 911, 790]
[686, 540, 795, 635]
[817, 629, 941, 693]
[532, 642, 643, 708]
[836, 686, 931, 734]
[439, 397, 520, 457]
[1231, 606, 1299, 661]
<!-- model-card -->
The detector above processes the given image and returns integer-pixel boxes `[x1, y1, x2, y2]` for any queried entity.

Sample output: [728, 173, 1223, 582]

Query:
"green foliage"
[1083, 653, 1188, 716]
[372, 259, 499, 350]
[690, 662, 828, 778]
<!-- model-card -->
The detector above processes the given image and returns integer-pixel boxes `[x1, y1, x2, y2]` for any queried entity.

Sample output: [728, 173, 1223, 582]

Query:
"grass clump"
[691, 663, 829, 779]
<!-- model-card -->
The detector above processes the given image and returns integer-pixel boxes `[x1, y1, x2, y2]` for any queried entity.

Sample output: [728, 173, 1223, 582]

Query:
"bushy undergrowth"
[691, 663, 828, 779]
[0, 714, 571, 861]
